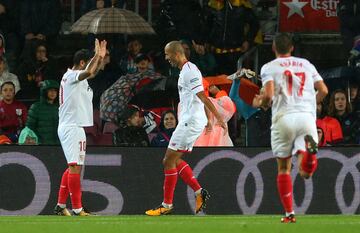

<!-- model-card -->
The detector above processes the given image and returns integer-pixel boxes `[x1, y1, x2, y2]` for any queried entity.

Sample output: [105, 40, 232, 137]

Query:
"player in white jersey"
[54, 39, 107, 216]
[252, 33, 328, 223]
[145, 41, 227, 216]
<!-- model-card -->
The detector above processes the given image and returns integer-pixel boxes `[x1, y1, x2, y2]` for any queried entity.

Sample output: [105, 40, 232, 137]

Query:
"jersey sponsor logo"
[190, 77, 199, 83]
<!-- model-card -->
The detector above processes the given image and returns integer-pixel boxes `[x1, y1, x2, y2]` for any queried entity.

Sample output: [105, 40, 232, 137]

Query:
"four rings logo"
[187, 150, 360, 214]
[0, 149, 359, 215]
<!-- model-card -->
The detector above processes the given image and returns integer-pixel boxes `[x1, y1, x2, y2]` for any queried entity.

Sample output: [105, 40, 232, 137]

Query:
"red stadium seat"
[93, 109, 102, 132]
[84, 125, 98, 137]
[95, 134, 113, 146]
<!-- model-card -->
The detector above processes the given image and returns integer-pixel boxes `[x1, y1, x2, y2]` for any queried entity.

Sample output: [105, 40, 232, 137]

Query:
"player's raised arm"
[314, 80, 328, 104]
[78, 39, 107, 81]
[196, 91, 228, 135]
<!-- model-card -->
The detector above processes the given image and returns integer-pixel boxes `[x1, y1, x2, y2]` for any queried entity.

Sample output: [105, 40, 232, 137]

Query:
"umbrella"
[71, 7, 156, 35]
[130, 77, 179, 110]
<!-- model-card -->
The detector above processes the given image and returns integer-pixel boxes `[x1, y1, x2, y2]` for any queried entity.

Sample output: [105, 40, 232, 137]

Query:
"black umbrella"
[129, 77, 179, 110]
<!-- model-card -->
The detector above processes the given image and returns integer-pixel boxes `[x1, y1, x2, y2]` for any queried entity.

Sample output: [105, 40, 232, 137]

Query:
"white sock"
[195, 188, 202, 195]
[286, 211, 295, 217]
[161, 202, 173, 209]
[57, 203, 66, 208]
[73, 207, 83, 214]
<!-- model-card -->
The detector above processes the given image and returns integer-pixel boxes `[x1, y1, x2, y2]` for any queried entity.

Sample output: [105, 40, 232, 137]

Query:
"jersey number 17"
[284, 70, 306, 97]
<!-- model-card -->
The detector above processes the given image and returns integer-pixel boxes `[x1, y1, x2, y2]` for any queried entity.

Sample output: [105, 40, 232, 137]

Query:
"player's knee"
[162, 157, 172, 168]
[68, 165, 82, 174]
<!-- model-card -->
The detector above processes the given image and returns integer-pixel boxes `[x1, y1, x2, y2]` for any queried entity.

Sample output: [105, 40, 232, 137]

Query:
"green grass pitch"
[0, 215, 358, 233]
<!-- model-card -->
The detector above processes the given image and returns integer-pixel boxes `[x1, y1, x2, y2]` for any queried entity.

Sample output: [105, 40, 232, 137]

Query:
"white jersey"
[58, 69, 93, 127]
[177, 61, 207, 125]
[261, 56, 323, 123]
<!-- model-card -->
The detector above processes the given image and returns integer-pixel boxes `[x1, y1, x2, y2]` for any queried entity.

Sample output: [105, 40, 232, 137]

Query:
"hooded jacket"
[26, 79, 59, 144]
[0, 56, 21, 95]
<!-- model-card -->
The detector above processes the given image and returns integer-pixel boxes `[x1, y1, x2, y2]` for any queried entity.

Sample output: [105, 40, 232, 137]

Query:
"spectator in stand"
[316, 120, 329, 147]
[17, 41, 59, 99]
[26, 80, 59, 145]
[100, 55, 163, 123]
[327, 89, 360, 144]
[0, 81, 27, 142]
[316, 102, 343, 145]
[202, 0, 261, 74]
[163, 39, 217, 79]
[337, 0, 360, 52]
[80, 0, 125, 15]
[192, 41, 217, 76]
[0, 56, 20, 97]
[350, 81, 360, 112]
[194, 84, 235, 146]
[19, 0, 61, 46]
[113, 106, 150, 146]
[119, 39, 153, 74]
[88, 49, 115, 108]
[0, 1, 21, 70]
[151, 110, 177, 147]
[155, 0, 204, 44]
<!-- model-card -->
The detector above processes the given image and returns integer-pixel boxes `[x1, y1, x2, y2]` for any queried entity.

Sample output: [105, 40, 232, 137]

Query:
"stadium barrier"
[0, 146, 359, 215]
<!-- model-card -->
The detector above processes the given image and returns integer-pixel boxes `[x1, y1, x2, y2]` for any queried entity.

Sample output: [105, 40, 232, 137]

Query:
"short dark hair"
[134, 54, 150, 64]
[274, 33, 293, 55]
[73, 49, 92, 66]
[120, 106, 140, 122]
[1, 81, 15, 91]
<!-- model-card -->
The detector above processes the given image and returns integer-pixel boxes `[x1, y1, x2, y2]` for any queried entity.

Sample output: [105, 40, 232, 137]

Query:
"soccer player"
[54, 39, 107, 216]
[145, 41, 227, 216]
[252, 33, 328, 223]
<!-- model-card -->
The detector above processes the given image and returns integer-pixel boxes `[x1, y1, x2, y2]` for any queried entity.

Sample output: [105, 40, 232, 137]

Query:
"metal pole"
[148, 0, 152, 24]
[71, 0, 75, 23]
[135, 0, 139, 14]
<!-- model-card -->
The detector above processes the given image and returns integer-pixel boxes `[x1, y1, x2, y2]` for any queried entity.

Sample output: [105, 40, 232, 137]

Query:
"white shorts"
[271, 112, 318, 158]
[58, 125, 86, 165]
[168, 121, 205, 152]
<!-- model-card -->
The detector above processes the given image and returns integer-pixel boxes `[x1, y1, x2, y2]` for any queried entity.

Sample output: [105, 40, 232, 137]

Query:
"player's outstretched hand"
[98, 40, 107, 59]
[95, 39, 100, 55]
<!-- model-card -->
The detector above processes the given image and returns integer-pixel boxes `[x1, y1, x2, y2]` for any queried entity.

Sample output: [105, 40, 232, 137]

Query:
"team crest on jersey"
[87, 86, 92, 92]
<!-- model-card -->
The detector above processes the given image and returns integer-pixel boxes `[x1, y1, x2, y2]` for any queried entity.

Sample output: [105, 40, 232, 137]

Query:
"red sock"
[177, 161, 201, 192]
[68, 173, 82, 209]
[163, 168, 178, 205]
[301, 151, 318, 174]
[57, 168, 69, 205]
[277, 174, 293, 213]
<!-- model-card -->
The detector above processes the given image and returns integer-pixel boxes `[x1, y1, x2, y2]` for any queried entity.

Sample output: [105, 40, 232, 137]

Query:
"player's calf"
[301, 135, 318, 177]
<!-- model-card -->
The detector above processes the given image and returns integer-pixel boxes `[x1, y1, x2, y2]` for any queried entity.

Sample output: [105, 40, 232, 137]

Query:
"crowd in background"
[0, 0, 359, 147]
